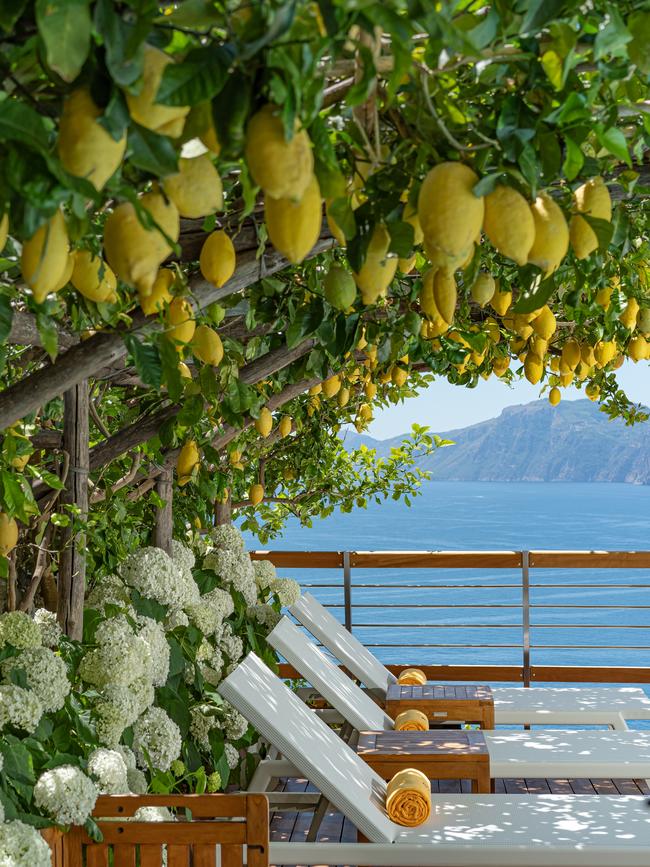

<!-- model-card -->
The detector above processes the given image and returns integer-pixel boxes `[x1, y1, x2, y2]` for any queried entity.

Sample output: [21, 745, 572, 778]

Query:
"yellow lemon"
[353, 225, 397, 304]
[125, 45, 190, 138]
[52, 252, 75, 293]
[492, 355, 510, 376]
[178, 361, 192, 379]
[166, 297, 195, 348]
[528, 192, 569, 275]
[483, 185, 535, 266]
[322, 375, 342, 398]
[524, 351, 543, 384]
[433, 270, 457, 325]
[561, 340, 581, 370]
[392, 367, 408, 387]
[628, 335, 649, 361]
[0, 213, 8, 252]
[163, 154, 223, 218]
[548, 386, 561, 406]
[265, 175, 322, 264]
[570, 177, 612, 260]
[0, 513, 18, 556]
[245, 104, 313, 200]
[140, 268, 174, 315]
[471, 272, 496, 307]
[531, 305, 556, 341]
[191, 324, 223, 365]
[620, 297, 640, 330]
[337, 386, 351, 407]
[177, 440, 199, 486]
[249, 483, 265, 506]
[255, 407, 273, 437]
[595, 284, 613, 310]
[21, 210, 69, 304]
[71, 251, 117, 303]
[490, 287, 512, 317]
[279, 415, 292, 438]
[199, 230, 236, 288]
[403, 202, 423, 246]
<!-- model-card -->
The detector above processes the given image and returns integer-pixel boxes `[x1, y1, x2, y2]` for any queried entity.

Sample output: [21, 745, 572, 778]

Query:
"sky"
[367, 360, 650, 439]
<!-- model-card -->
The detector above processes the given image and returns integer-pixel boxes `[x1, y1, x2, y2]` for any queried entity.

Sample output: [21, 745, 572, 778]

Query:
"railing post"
[343, 551, 352, 632]
[521, 550, 531, 687]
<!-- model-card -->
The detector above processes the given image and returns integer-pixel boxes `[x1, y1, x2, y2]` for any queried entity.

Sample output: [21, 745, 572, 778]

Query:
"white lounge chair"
[218, 652, 650, 866]
[268, 615, 650, 781]
[291, 591, 650, 730]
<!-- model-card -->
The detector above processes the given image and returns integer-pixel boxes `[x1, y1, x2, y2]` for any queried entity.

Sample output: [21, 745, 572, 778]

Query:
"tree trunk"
[215, 494, 232, 526]
[152, 466, 173, 554]
[57, 382, 89, 640]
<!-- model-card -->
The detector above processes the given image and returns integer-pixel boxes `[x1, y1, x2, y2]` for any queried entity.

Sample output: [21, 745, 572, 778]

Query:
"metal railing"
[251, 550, 650, 685]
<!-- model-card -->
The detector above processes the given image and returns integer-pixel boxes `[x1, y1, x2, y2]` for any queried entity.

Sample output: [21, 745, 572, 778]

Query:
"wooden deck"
[270, 776, 650, 866]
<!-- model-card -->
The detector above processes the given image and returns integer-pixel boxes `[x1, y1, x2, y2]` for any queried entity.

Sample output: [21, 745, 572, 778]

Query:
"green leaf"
[0, 0, 28, 31]
[628, 11, 650, 73]
[512, 274, 556, 313]
[157, 46, 231, 107]
[404, 311, 422, 337]
[211, 71, 251, 159]
[36, 312, 58, 360]
[177, 394, 204, 427]
[541, 50, 563, 91]
[562, 136, 584, 181]
[519, 0, 565, 36]
[286, 304, 323, 348]
[36, 0, 91, 82]
[0, 100, 52, 155]
[0, 294, 13, 344]
[123, 334, 162, 388]
[93, 0, 148, 88]
[128, 125, 179, 177]
[594, 7, 631, 61]
[240, 0, 298, 60]
[580, 214, 614, 251]
[131, 589, 168, 622]
[596, 126, 631, 166]
[472, 172, 507, 198]
[387, 221, 414, 258]
[159, 335, 183, 403]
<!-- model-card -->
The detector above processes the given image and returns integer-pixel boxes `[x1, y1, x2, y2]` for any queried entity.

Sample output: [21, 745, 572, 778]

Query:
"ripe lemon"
[249, 483, 265, 506]
[531, 305, 556, 341]
[392, 367, 408, 387]
[364, 381, 377, 399]
[0, 213, 8, 252]
[524, 351, 543, 384]
[308, 383, 322, 396]
[71, 251, 117, 303]
[628, 335, 649, 361]
[637, 307, 650, 335]
[585, 382, 600, 401]
[178, 361, 192, 379]
[163, 154, 223, 218]
[255, 407, 273, 437]
[199, 230, 236, 288]
[279, 415, 292, 438]
[417, 162, 484, 271]
[21, 210, 70, 304]
[594, 340, 616, 367]
[245, 104, 313, 200]
[561, 340, 581, 370]
[580, 343, 596, 367]
[398, 253, 417, 274]
[166, 297, 195, 348]
[324, 263, 356, 310]
[104, 188, 179, 296]
[0, 513, 18, 556]
[52, 253, 75, 293]
[595, 284, 613, 309]
[433, 271, 457, 325]
[265, 175, 322, 264]
[403, 202, 423, 245]
[353, 225, 397, 304]
[58, 88, 127, 191]
[322, 375, 342, 398]
[191, 324, 223, 365]
[337, 386, 351, 407]
[490, 287, 512, 317]
[483, 185, 535, 266]
[570, 177, 612, 260]
[548, 386, 561, 406]
[125, 45, 190, 138]
[140, 268, 174, 315]
[471, 273, 496, 307]
[177, 440, 199, 486]
[326, 201, 347, 246]
[620, 297, 640, 330]
[527, 193, 569, 275]
[492, 355, 510, 376]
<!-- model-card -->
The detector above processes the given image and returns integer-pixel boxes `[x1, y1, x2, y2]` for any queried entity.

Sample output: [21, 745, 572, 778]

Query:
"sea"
[241, 480, 650, 725]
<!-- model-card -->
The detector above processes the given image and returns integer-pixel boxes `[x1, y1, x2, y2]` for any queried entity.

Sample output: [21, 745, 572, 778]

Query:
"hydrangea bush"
[0, 526, 299, 848]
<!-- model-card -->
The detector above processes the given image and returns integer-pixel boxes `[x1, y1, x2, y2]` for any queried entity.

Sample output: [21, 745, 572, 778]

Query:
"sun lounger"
[291, 592, 650, 729]
[219, 651, 650, 866]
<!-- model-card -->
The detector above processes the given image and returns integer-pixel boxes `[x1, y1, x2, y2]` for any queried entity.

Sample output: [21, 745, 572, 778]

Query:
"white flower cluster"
[224, 743, 240, 770]
[171, 540, 195, 576]
[120, 547, 200, 610]
[0, 684, 43, 733]
[80, 615, 151, 689]
[132, 706, 182, 772]
[199, 646, 224, 687]
[34, 765, 98, 826]
[114, 745, 148, 794]
[0, 819, 52, 867]
[87, 748, 129, 794]
[137, 616, 170, 686]
[269, 577, 301, 607]
[32, 609, 62, 648]
[204, 525, 257, 606]
[0, 612, 42, 650]
[247, 603, 281, 631]
[210, 525, 246, 552]
[221, 701, 248, 741]
[189, 702, 247, 752]
[218, 622, 243, 664]
[86, 574, 134, 614]
[133, 806, 174, 822]
[1, 647, 70, 713]
[94, 676, 154, 748]
[189, 705, 217, 751]
[253, 559, 277, 589]
[185, 587, 234, 635]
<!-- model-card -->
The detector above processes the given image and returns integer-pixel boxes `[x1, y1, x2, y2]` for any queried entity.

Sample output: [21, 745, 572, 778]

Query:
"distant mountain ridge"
[342, 399, 650, 484]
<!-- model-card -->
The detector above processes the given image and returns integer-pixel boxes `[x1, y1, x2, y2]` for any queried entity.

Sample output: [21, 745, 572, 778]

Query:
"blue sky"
[369, 361, 650, 439]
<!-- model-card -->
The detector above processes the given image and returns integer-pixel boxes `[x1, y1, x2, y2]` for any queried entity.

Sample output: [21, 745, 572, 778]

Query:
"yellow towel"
[386, 768, 431, 827]
[394, 709, 429, 731]
[397, 668, 427, 686]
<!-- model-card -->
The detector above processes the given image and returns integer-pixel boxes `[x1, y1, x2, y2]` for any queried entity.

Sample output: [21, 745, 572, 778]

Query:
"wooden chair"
[64, 793, 268, 867]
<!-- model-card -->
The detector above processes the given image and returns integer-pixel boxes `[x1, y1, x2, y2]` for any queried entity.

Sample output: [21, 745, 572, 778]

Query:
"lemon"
[528, 193, 569, 275]
[245, 104, 313, 200]
[140, 268, 174, 315]
[570, 177, 612, 260]
[353, 225, 397, 304]
[580, 343, 596, 367]
[125, 45, 190, 138]
[483, 185, 535, 266]
[512, 314, 533, 339]
[0, 513, 18, 556]
[638, 307, 650, 335]
[337, 386, 350, 407]
[585, 382, 600, 401]
[177, 440, 199, 486]
[561, 340, 581, 370]
[191, 324, 223, 365]
[594, 340, 616, 367]
[531, 305, 556, 341]
[58, 88, 127, 191]
[324, 264, 356, 310]
[265, 175, 322, 264]
[326, 201, 347, 246]
[71, 251, 117, 303]
[166, 297, 195, 348]
[199, 230, 236, 288]
[0, 213, 8, 252]
[322, 375, 342, 398]
[595, 284, 613, 310]
[524, 351, 543, 384]
[620, 297, 640, 330]
[279, 415, 292, 438]
[255, 407, 273, 437]
[433, 270, 457, 325]
[490, 287, 512, 317]
[358, 403, 372, 421]
[398, 253, 417, 274]
[471, 273, 496, 307]
[104, 188, 179, 296]
[178, 361, 192, 379]
[417, 162, 484, 271]
[249, 483, 265, 506]
[628, 335, 649, 361]
[52, 253, 75, 293]
[548, 386, 561, 406]
[492, 355, 510, 376]
[364, 381, 377, 399]
[163, 154, 223, 218]
[21, 210, 70, 304]
[403, 202, 423, 245]
[392, 367, 408, 387]
[308, 383, 322, 396]
[485, 318, 501, 344]
[550, 356, 561, 373]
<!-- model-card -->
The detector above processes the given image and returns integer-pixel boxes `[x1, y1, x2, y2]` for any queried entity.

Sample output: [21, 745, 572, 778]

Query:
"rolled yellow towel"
[397, 668, 427, 686]
[386, 768, 431, 827]
[394, 709, 429, 731]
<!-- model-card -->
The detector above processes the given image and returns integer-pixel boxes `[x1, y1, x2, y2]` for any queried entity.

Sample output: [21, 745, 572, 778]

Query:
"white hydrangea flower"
[0, 684, 43, 733]
[87, 748, 129, 794]
[79, 615, 150, 688]
[127, 767, 148, 794]
[137, 616, 170, 686]
[165, 609, 189, 629]
[34, 765, 98, 826]
[270, 577, 301, 607]
[253, 560, 277, 589]
[170, 540, 195, 574]
[32, 609, 62, 648]
[209, 524, 246, 552]
[0, 819, 52, 867]
[0, 612, 42, 650]
[133, 806, 174, 822]
[247, 603, 281, 631]
[86, 574, 133, 613]
[115, 745, 137, 770]
[222, 702, 248, 741]
[204, 549, 257, 605]
[189, 705, 217, 751]
[133, 707, 182, 772]
[199, 646, 224, 687]
[120, 547, 196, 609]
[219, 623, 243, 664]
[94, 679, 153, 748]
[185, 587, 234, 635]
[224, 743, 240, 770]
[1, 647, 71, 712]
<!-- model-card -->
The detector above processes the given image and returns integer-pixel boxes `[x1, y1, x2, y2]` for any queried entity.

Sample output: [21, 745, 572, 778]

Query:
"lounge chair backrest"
[268, 616, 392, 732]
[218, 652, 397, 845]
[290, 592, 396, 693]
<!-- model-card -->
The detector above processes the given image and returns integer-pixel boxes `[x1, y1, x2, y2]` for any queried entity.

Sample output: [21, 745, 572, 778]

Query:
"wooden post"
[57, 381, 89, 640]
[215, 492, 232, 526]
[152, 466, 173, 554]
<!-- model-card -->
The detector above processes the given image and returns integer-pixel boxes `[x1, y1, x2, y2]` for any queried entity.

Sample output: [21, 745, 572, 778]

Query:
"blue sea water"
[241, 480, 650, 679]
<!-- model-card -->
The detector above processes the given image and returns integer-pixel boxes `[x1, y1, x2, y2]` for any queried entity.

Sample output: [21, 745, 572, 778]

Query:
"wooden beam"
[152, 466, 173, 554]
[57, 382, 89, 640]
[529, 550, 650, 568]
